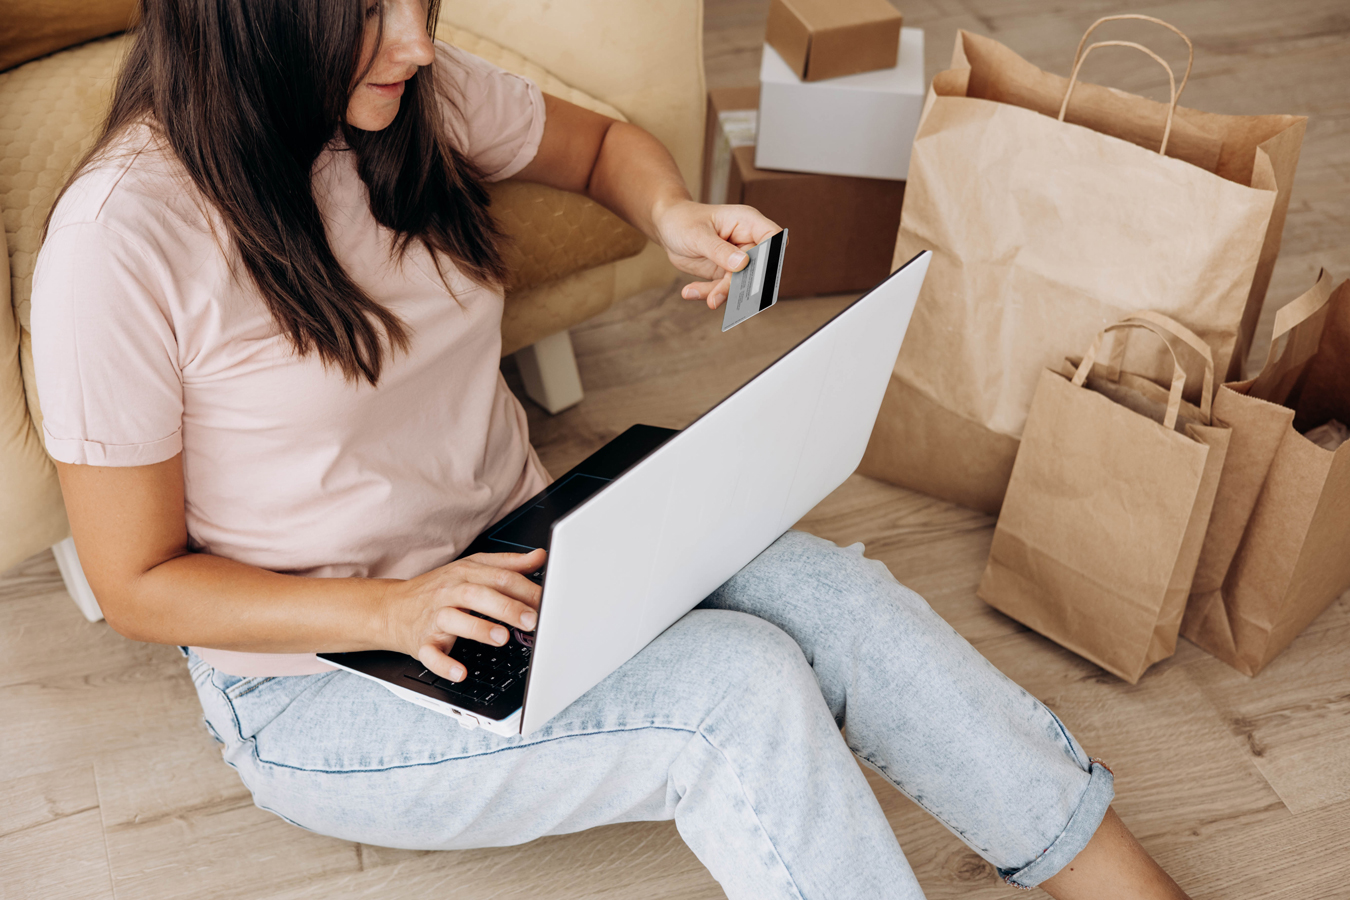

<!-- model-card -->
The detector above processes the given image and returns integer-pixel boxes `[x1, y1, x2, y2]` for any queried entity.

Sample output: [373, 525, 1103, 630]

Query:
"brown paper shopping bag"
[978, 311, 1230, 683]
[861, 15, 1305, 514]
[1182, 271, 1350, 675]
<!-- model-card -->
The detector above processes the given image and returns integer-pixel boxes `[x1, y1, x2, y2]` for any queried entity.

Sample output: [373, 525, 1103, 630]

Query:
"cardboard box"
[765, 0, 903, 82]
[755, 27, 924, 181]
[702, 87, 905, 299]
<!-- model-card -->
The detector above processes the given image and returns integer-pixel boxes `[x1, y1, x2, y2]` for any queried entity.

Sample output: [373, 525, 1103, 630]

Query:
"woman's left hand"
[653, 200, 783, 310]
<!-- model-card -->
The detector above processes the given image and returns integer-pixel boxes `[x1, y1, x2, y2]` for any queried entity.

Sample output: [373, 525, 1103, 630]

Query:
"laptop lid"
[518, 251, 931, 733]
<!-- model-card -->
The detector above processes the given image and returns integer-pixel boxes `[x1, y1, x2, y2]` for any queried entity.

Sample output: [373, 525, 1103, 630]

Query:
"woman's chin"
[346, 101, 401, 132]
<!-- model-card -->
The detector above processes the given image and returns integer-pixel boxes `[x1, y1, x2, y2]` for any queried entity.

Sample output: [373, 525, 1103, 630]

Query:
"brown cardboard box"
[702, 87, 905, 298]
[765, 0, 903, 82]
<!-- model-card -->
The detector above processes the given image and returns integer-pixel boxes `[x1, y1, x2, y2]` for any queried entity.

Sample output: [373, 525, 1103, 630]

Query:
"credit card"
[722, 229, 787, 332]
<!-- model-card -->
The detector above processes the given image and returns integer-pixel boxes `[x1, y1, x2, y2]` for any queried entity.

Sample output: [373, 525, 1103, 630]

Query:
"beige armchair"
[0, 0, 707, 616]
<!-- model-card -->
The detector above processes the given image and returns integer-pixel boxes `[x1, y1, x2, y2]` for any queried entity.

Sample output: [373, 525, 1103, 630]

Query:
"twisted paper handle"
[1057, 15, 1195, 156]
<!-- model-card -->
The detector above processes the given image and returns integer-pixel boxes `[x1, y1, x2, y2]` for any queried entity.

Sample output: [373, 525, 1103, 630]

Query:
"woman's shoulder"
[47, 122, 212, 246]
[431, 38, 502, 84]
[431, 40, 544, 182]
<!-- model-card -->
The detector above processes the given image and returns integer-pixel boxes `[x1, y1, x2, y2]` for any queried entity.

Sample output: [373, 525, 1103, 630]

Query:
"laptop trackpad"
[486, 473, 612, 551]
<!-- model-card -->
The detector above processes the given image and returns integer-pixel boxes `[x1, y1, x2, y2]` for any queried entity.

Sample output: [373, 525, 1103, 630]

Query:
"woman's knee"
[661, 610, 825, 716]
[717, 530, 936, 631]
[660, 611, 845, 764]
[677, 609, 812, 679]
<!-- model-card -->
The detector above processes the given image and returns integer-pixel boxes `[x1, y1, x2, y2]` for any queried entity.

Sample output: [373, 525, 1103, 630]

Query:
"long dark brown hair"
[49, 0, 507, 385]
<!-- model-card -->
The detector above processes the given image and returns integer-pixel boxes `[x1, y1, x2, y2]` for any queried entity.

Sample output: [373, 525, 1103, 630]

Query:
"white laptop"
[321, 250, 931, 736]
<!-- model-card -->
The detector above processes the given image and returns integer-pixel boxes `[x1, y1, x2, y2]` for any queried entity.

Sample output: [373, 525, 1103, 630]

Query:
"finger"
[418, 641, 466, 682]
[458, 561, 542, 616]
[681, 279, 721, 302]
[707, 272, 734, 310]
[448, 579, 539, 633]
[683, 273, 736, 309]
[435, 603, 515, 647]
[706, 236, 749, 275]
[464, 547, 546, 573]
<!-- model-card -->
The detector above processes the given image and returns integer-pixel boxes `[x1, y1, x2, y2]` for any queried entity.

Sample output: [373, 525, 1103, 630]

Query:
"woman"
[32, 1, 1190, 897]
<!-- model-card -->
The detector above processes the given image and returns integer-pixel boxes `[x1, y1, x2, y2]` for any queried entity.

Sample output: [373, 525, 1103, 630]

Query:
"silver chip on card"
[722, 229, 787, 332]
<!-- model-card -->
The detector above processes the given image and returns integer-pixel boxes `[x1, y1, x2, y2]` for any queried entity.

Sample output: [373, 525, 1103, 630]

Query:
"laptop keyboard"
[398, 570, 542, 707]
[401, 636, 532, 706]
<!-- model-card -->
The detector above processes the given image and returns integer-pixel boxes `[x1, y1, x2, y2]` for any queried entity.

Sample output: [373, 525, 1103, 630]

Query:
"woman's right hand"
[384, 549, 546, 682]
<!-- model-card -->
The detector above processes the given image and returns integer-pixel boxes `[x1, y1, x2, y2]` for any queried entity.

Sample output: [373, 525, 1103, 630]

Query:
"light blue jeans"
[187, 531, 1113, 898]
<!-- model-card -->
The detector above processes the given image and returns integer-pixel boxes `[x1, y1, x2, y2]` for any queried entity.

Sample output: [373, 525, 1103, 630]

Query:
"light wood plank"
[103, 797, 360, 900]
[93, 724, 250, 830]
[0, 559, 155, 693]
[0, 765, 99, 842]
[307, 821, 720, 900]
[0, 808, 113, 900]
[93, 707, 361, 899]
[0, 547, 63, 604]
[1156, 797, 1350, 900]
[0, 644, 201, 783]
[1186, 619, 1350, 815]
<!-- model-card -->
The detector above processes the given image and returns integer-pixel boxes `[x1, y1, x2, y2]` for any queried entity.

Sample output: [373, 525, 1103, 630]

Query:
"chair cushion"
[0, 213, 68, 574]
[0, 0, 136, 73]
[1, 25, 647, 334]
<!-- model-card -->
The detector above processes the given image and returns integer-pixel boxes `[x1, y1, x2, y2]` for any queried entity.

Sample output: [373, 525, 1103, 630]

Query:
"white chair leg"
[515, 330, 585, 414]
[52, 536, 103, 623]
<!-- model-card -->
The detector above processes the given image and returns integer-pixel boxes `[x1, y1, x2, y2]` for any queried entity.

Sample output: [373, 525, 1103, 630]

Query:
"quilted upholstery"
[0, 221, 67, 569]
[0, 36, 123, 340]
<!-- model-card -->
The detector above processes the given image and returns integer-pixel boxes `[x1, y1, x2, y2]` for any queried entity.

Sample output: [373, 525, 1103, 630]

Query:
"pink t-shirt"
[32, 43, 551, 676]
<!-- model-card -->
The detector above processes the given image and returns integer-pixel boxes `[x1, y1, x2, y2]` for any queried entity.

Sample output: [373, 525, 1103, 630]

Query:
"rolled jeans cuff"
[1001, 760, 1116, 889]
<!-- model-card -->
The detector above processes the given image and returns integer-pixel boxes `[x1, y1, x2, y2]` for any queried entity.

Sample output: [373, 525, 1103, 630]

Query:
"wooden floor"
[5, 1, 1350, 898]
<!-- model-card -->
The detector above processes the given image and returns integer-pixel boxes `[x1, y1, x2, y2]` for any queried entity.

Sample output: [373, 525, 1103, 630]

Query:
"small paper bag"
[979, 311, 1231, 683]
[1182, 271, 1350, 675]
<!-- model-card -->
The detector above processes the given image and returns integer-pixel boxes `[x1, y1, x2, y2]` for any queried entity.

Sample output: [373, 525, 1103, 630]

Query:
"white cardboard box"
[755, 27, 924, 181]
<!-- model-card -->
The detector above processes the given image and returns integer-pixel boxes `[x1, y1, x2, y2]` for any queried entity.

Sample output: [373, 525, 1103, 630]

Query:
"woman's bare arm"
[57, 456, 542, 681]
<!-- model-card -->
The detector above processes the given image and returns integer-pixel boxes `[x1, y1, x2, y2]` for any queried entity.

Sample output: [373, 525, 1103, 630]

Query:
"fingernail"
[452, 666, 466, 681]
[682, 286, 695, 299]
[729, 251, 748, 270]
[520, 611, 537, 630]
[491, 626, 509, 644]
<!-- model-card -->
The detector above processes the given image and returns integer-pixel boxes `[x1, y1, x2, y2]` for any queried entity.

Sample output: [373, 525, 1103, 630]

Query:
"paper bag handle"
[1247, 268, 1337, 400]
[1058, 15, 1195, 157]
[1072, 310, 1215, 430]
[1069, 15, 1195, 85]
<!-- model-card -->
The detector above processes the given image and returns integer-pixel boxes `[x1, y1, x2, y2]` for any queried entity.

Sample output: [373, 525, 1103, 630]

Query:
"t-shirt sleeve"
[31, 222, 184, 467]
[433, 40, 546, 183]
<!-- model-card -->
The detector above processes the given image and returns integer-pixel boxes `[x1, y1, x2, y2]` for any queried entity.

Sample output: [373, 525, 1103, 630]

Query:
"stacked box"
[755, 27, 925, 181]
[765, 0, 903, 82]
